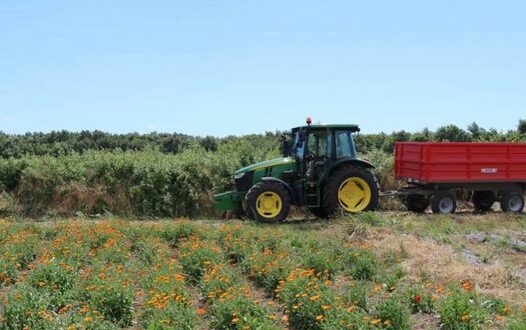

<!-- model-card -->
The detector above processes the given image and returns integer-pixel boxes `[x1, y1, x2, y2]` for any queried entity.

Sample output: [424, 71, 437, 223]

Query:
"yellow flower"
[316, 315, 324, 321]
[371, 319, 382, 326]
[461, 314, 470, 322]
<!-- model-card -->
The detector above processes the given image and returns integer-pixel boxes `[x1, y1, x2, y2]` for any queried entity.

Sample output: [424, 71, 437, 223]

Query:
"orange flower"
[461, 314, 470, 322]
[462, 281, 473, 292]
[198, 308, 206, 316]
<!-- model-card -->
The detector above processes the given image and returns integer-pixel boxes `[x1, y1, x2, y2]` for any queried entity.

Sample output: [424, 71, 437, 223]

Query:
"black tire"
[472, 191, 495, 212]
[245, 181, 291, 223]
[500, 191, 524, 213]
[405, 194, 429, 213]
[322, 166, 380, 217]
[431, 190, 457, 214]
[307, 207, 329, 219]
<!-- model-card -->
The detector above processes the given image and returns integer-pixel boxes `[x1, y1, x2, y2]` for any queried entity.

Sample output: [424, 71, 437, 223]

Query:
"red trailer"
[394, 142, 526, 214]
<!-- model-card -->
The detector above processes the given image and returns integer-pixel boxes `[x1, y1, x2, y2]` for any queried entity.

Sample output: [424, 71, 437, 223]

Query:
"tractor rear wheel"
[245, 182, 291, 223]
[472, 191, 495, 212]
[322, 166, 380, 217]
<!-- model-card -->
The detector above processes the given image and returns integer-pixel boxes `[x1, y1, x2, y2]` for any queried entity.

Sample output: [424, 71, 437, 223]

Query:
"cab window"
[307, 132, 328, 158]
[335, 131, 356, 158]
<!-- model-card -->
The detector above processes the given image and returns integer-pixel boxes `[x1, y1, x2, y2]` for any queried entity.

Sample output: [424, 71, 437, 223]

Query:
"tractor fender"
[319, 158, 375, 185]
[261, 177, 297, 204]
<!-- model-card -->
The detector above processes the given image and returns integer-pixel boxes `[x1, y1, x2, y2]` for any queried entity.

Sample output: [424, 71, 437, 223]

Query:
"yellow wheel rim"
[256, 192, 282, 218]
[338, 177, 372, 213]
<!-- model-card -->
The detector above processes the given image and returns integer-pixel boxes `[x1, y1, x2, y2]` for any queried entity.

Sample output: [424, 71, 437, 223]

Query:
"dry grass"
[309, 213, 526, 308]
[371, 230, 525, 306]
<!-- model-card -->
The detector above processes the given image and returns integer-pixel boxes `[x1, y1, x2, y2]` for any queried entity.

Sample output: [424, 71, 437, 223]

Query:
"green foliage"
[2, 285, 57, 330]
[344, 249, 378, 281]
[0, 132, 280, 217]
[435, 125, 470, 142]
[88, 280, 134, 326]
[518, 119, 526, 135]
[208, 294, 278, 330]
[438, 288, 489, 330]
[374, 295, 410, 329]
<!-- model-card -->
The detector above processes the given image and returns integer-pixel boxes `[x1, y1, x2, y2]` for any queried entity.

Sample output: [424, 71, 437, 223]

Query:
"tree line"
[2, 120, 525, 159]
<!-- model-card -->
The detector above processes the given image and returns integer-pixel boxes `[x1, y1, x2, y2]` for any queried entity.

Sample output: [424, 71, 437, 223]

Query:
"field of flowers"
[0, 219, 525, 330]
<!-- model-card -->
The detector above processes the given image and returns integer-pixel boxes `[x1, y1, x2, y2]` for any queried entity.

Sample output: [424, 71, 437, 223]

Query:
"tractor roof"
[291, 124, 360, 132]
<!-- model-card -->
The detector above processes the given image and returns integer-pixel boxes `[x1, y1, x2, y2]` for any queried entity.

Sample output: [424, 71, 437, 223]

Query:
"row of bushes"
[0, 139, 283, 217]
[0, 144, 397, 218]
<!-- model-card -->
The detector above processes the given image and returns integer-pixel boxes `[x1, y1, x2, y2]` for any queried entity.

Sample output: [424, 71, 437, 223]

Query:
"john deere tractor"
[214, 119, 380, 222]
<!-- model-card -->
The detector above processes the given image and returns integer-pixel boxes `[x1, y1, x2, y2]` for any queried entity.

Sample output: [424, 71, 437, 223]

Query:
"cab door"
[303, 129, 330, 206]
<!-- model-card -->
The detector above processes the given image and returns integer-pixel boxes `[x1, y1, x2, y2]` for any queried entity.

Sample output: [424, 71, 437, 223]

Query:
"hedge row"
[0, 139, 282, 217]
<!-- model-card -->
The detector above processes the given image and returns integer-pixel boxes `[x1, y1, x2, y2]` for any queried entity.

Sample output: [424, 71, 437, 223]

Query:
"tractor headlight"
[234, 172, 246, 180]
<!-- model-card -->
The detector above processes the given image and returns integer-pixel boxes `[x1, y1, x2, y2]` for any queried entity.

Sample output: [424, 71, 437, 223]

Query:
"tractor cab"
[215, 119, 379, 223]
[286, 120, 361, 184]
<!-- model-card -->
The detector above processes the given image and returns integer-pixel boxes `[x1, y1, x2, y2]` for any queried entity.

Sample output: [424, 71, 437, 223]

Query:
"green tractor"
[214, 119, 380, 222]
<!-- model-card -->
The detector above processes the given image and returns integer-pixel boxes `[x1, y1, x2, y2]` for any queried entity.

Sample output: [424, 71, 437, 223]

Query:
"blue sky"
[1, 1, 525, 136]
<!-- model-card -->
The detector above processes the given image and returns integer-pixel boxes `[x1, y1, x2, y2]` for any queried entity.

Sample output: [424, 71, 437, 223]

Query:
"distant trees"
[518, 119, 526, 135]
[435, 125, 470, 142]
[0, 121, 525, 160]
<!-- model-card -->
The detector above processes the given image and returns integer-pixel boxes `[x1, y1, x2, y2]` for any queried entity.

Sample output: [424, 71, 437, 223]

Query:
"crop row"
[0, 221, 525, 329]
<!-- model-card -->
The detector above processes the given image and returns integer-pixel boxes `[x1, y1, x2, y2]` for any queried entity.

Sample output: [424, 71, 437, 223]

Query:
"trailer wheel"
[472, 191, 495, 212]
[405, 194, 429, 213]
[500, 191, 524, 213]
[431, 190, 456, 214]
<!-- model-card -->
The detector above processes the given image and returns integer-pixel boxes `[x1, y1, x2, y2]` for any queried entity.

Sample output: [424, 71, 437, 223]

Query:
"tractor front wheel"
[323, 166, 380, 217]
[245, 182, 291, 223]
